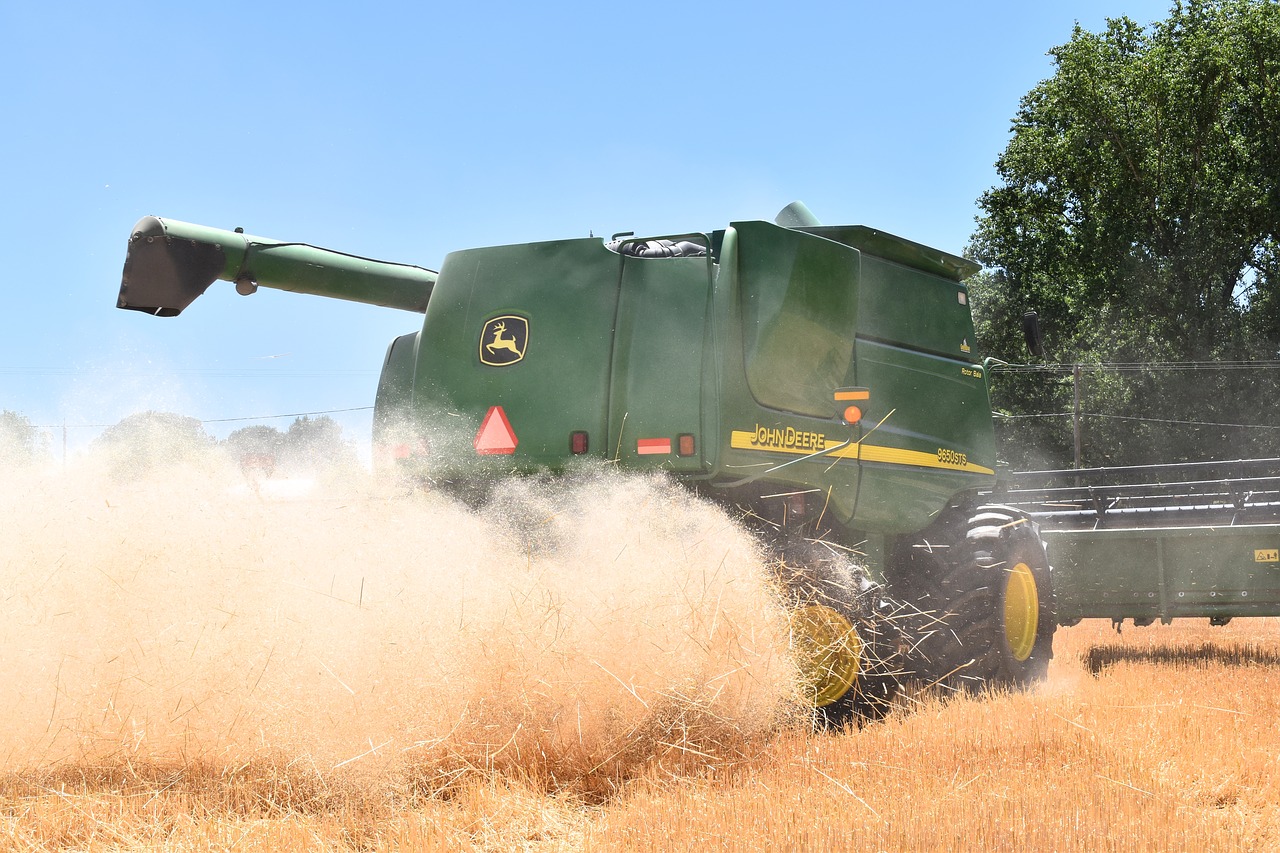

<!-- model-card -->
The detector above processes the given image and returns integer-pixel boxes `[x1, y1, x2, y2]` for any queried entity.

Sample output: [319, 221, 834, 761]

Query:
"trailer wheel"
[776, 542, 903, 726]
[892, 507, 1055, 693]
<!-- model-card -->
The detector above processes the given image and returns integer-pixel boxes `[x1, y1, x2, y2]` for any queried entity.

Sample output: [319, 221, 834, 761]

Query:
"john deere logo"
[480, 315, 528, 366]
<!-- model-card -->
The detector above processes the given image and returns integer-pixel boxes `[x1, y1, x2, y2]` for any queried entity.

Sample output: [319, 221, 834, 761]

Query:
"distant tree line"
[969, 0, 1280, 469]
[0, 410, 48, 468]
[95, 411, 357, 476]
[0, 409, 356, 476]
[222, 415, 358, 475]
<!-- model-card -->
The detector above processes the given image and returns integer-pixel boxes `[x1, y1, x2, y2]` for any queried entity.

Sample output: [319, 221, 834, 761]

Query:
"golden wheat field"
[1, 454, 1277, 852]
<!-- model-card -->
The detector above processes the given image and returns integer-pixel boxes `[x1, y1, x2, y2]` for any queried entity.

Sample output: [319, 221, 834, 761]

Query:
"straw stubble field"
[1, 458, 1277, 851]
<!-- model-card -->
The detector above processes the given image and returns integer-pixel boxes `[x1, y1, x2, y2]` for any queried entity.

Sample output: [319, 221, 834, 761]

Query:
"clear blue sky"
[0, 1, 1175, 458]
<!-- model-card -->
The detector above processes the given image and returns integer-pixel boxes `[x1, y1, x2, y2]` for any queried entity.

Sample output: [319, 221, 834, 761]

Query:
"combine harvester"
[116, 203, 1280, 724]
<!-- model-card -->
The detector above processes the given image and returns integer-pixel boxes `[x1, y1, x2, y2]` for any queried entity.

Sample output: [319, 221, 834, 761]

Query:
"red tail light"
[570, 431, 589, 454]
[677, 434, 696, 457]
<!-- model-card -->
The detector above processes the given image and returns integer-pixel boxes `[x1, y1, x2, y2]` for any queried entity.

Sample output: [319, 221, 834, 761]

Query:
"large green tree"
[970, 0, 1280, 468]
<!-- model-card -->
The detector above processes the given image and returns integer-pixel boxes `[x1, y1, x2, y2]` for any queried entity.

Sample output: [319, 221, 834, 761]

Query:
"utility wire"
[199, 406, 374, 424]
[0, 367, 377, 376]
[995, 411, 1280, 430]
[32, 406, 374, 430]
[13, 360, 1278, 376]
[1083, 412, 1280, 430]
[993, 360, 1280, 373]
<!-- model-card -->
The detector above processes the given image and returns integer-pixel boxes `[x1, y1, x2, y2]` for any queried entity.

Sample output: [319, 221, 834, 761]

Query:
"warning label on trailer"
[1255, 549, 1279, 563]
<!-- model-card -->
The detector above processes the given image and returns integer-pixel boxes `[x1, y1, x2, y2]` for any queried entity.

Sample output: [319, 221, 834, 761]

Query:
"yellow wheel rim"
[1004, 562, 1039, 662]
[791, 604, 862, 707]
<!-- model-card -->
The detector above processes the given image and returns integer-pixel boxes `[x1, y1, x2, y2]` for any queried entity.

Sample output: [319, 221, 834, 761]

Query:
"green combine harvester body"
[118, 205, 1280, 723]
[121, 209, 993, 543]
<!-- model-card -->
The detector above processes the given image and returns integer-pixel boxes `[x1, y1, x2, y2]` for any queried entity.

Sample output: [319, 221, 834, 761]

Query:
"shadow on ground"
[1084, 642, 1280, 674]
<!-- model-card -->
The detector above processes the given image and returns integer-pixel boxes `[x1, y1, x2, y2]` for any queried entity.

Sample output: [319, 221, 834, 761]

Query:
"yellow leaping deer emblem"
[479, 316, 528, 366]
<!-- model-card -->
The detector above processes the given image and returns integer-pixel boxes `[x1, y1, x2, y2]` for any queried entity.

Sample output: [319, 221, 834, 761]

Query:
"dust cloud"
[0, 448, 800, 794]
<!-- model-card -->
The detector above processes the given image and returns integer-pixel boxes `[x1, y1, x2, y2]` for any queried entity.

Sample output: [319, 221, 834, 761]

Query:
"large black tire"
[890, 506, 1056, 693]
[774, 539, 904, 727]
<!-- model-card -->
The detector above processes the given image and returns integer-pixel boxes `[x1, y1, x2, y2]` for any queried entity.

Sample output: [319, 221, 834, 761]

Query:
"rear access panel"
[607, 251, 712, 471]
[411, 238, 623, 475]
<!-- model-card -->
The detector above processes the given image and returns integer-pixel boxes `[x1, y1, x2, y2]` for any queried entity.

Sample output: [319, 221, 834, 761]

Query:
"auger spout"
[117, 216, 437, 317]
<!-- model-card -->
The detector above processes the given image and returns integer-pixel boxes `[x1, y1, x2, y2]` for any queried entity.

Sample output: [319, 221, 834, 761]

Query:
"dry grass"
[2, 455, 1278, 850]
[588, 618, 1280, 851]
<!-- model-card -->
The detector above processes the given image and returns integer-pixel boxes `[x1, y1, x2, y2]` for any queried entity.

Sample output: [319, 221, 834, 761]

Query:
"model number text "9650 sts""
[937, 448, 969, 467]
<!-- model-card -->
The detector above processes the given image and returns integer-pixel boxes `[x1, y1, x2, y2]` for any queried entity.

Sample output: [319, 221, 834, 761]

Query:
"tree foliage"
[970, 0, 1280, 467]
[281, 415, 357, 472]
[93, 411, 215, 477]
[0, 409, 47, 467]
[223, 416, 357, 475]
[223, 424, 285, 459]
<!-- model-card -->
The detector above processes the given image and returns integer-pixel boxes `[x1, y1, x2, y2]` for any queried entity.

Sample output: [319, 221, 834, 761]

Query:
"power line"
[993, 360, 1280, 373]
[32, 406, 374, 430]
[995, 411, 1280, 431]
[1086, 412, 1280, 430]
[0, 368, 376, 378]
[200, 406, 374, 424]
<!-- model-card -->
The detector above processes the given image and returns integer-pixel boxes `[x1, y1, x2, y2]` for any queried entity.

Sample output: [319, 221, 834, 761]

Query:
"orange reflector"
[843, 405, 863, 425]
[834, 387, 870, 402]
[677, 434, 695, 457]
[474, 406, 518, 455]
[386, 439, 427, 460]
[570, 431, 589, 454]
[637, 438, 671, 455]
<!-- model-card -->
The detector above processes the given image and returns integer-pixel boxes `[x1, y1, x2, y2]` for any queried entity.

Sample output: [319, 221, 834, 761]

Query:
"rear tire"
[775, 539, 903, 727]
[891, 506, 1055, 693]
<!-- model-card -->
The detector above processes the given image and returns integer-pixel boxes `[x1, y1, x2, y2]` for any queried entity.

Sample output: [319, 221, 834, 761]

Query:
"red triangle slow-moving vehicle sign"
[474, 405, 518, 455]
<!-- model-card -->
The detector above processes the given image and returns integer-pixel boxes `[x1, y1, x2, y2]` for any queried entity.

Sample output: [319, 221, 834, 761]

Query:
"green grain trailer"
[994, 459, 1280, 626]
[117, 204, 1280, 724]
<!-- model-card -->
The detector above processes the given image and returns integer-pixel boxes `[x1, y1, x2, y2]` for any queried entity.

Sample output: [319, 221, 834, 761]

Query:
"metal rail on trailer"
[990, 459, 1280, 626]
